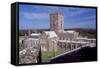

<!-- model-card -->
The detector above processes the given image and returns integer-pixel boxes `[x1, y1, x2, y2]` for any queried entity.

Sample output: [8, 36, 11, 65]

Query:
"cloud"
[23, 12, 49, 20]
[67, 9, 86, 17]
[32, 5, 60, 13]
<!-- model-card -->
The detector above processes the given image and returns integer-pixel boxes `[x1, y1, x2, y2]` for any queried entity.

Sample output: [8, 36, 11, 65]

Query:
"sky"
[19, 4, 96, 30]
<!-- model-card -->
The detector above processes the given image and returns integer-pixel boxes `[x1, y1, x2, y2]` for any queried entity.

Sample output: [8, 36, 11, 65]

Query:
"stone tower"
[50, 13, 64, 34]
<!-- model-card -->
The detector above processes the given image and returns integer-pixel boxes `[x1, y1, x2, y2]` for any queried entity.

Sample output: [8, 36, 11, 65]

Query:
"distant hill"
[19, 29, 50, 36]
[19, 28, 96, 38]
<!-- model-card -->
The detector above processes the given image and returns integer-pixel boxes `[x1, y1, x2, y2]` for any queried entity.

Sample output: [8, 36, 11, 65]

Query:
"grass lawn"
[41, 51, 61, 62]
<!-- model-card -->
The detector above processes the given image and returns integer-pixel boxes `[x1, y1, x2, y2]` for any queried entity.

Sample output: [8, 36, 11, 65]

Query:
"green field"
[41, 51, 61, 62]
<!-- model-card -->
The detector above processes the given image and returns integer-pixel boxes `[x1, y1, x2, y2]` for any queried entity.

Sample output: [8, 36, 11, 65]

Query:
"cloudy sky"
[19, 4, 96, 30]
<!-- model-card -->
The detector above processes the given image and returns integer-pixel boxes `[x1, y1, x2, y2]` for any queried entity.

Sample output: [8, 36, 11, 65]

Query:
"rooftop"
[30, 33, 41, 36]
[65, 30, 76, 33]
[43, 31, 58, 38]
